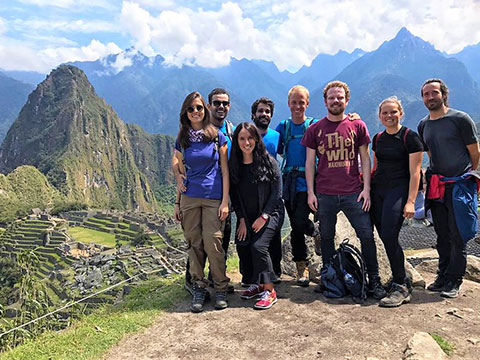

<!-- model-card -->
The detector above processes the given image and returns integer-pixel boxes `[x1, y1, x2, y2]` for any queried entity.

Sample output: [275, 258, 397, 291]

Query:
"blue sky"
[1, 0, 480, 73]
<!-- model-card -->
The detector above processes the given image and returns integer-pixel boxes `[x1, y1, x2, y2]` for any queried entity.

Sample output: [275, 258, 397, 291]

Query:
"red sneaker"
[254, 289, 277, 310]
[240, 284, 263, 299]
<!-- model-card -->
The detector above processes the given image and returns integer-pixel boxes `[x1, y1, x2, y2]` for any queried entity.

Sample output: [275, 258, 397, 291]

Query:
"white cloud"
[13, 18, 119, 33]
[0, 38, 121, 72]
[17, 0, 114, 10]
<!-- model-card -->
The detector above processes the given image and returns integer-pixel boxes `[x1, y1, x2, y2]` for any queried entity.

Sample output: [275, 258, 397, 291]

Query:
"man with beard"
[418, 79, 479, 298]
[173, 88, 235, 296]
[302, 80, 386, 299]
[249, 97, 282, 283]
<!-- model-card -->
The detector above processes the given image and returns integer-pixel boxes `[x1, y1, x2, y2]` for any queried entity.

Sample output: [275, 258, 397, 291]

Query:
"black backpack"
[321, 239, 367, 301]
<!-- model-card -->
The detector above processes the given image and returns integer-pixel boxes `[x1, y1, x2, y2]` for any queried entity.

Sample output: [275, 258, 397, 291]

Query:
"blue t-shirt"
[261, 128, 280, 157]
[175, 131, 227, 200]
[219, 120, 235, 158]
[275, 117, 317, 192]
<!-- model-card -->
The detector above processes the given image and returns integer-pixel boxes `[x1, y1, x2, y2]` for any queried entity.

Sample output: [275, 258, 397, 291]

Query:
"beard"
[327, 103, 345, 116]
[424, 98, 443, 111]
[254, 117, 270, 129]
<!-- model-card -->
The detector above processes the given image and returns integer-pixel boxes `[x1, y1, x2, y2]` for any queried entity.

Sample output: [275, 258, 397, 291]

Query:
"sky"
[1, 0, 480, 73]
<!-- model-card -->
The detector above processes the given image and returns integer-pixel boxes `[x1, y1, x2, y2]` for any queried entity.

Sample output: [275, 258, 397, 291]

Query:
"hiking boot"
[296, 261, 310, 287]
[241, 284, 263, 300]
[190, 285, 207, 313]
[379, 283, 411, 308]
[214, 291, 228, 310]
[368, 276, 386, 300]
[254, 289, 277, 310]
[427, 276, 446, 292]
[440, 280, 461, 298]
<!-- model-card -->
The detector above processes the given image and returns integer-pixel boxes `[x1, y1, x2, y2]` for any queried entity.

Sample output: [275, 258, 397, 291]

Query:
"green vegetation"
[430, 333, 454, 355]
[0, 276, 186, 360]
[0, 258, 22, 304]
[66, 227, 116, 247]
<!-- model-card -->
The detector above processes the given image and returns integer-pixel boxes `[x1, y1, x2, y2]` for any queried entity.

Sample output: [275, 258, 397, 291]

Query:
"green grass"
[0, 276, 186, 360]
[0, 228, 5, 237]
[66, 227, 116, 247]
[430, 333, 454, 355]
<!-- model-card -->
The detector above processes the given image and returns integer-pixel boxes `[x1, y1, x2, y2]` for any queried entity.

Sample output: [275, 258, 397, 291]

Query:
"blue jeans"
[317, 193, 379, 276]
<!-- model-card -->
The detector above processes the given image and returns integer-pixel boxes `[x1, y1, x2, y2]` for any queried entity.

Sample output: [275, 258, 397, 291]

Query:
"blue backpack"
[321, 239, 367, 301]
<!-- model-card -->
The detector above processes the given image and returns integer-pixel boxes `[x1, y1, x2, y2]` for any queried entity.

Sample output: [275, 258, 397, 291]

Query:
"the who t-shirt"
[301, 116, 370, 195]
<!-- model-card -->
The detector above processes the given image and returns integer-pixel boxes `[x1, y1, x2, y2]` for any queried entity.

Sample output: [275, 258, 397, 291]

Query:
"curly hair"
[229, 122, 277, 185]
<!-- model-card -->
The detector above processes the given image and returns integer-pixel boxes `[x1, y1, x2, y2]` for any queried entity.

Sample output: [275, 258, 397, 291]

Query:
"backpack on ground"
[320, 239, 367, 301]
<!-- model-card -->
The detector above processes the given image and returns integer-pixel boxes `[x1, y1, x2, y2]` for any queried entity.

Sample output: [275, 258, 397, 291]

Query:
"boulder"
[405, 261, 425, 288]
[465, 255, 480, 283]
[403, 332, 447, 360]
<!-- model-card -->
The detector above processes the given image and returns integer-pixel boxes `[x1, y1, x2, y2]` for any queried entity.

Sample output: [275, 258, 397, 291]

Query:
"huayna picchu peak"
[0, 65, 175, 212]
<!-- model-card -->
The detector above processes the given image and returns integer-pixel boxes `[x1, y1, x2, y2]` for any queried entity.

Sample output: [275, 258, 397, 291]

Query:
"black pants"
[185, 213, 231, 283]
[268, 229, 282, 277]
[284, 192, 314, 262]
[237, 227, 276, 285]
[430, 185, 467, 281]
[371, 185, 407, 284]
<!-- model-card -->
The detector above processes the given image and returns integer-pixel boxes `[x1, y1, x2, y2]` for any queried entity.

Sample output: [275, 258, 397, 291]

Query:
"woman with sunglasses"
[370, 96, 423, 307]
[173, 91, 230, 313]
[229, 122, 284, 310]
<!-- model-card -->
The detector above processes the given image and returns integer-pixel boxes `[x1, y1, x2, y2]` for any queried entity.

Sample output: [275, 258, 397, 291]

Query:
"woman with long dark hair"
[370, 96, 423, 307]
[173, 91, 230, 313]
[229, 122, 284, 310]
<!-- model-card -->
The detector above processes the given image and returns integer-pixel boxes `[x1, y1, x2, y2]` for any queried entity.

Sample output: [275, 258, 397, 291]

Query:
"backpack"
[320, 239, 367, 301]
[280, 117, 315, 173]
[224, 120, 234, 142]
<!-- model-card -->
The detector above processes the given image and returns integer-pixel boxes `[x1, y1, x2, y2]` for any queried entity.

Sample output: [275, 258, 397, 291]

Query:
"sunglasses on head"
[212, 100, 230, 107]
[187, 105, 204, 113]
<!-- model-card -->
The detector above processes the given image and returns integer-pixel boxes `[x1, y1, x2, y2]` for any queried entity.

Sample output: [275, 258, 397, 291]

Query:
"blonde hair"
[288, 85, 309, 101]
[378, 96, 404, 116]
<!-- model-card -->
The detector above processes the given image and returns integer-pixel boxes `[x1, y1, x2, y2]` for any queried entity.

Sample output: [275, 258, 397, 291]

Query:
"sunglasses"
[187, 105, 204, 113]
[212, 100, 230, 107]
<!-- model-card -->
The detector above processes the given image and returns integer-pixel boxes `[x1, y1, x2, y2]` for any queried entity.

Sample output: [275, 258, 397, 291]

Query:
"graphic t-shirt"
[301, 116, 370, 195]
[174, 131, 227, 200]
[276, 117, 317, 192]
[261, 127, 280, 157]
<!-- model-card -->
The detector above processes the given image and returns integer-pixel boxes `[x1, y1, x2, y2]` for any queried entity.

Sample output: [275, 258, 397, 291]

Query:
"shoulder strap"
[402, 128, 410, 150]
[374, 131, 383, 149]
[224, 120, 234, 141]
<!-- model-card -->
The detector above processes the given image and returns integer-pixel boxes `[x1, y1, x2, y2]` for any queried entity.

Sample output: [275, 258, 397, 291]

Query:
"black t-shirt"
[418, 108, 479, 176]
[372, 126, 424, 190]
[238, 163, 259, 224]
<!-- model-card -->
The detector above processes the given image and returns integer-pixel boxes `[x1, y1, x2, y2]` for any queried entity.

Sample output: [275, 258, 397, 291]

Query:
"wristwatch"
[261, 213, 269, 221]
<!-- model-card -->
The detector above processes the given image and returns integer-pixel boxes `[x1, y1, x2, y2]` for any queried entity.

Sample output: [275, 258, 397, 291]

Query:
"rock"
[464, 255, 480, 283]
[405, 261, 425, 288]
[403, 331, 447, 359]
[415, 259, 439, 274]
[467, 338, 479, 345]
[85, 268, 103, 289]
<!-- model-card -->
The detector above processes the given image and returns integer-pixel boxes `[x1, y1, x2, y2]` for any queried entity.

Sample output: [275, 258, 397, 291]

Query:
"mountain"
[295, 49, 366, 90]
[450, 42, 480, 85]
[0, 70, 46, 86]
[308, 27, 480, 133]
[0, 72, 34, 142]
[0, 165, 62, 222]
[0, 65, 173, 211]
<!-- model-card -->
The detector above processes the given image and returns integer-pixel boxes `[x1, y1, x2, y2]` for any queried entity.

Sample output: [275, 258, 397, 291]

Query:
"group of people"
[172, 79, 479, 313]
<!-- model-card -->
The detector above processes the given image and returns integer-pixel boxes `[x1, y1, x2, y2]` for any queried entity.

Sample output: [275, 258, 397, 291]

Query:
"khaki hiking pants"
[180, 194, 230, 291]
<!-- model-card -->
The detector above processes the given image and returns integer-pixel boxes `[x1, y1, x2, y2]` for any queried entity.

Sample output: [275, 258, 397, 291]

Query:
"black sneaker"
[214, 291, 228, 310]
[191, 285, 207, 313]
[368, 276, 386, 300]
[379, 283, 411, 307]
[427, 276, 446, 292]
[440, 280, 461, 298]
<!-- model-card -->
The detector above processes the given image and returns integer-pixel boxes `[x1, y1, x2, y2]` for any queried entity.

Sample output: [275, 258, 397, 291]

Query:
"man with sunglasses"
[173, 88, 235, 296]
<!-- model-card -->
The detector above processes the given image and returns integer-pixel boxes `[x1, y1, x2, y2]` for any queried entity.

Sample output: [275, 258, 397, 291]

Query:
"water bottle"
[343, 270, 354, 288]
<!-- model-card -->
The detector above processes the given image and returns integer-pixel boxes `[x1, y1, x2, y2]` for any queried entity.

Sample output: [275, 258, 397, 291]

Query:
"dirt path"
[104, 271, 480, 360]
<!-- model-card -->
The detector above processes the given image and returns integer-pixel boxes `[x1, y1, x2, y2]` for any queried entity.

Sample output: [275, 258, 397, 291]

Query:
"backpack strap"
[281, 117, 314, 173]
[224, 120, 234, 142]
